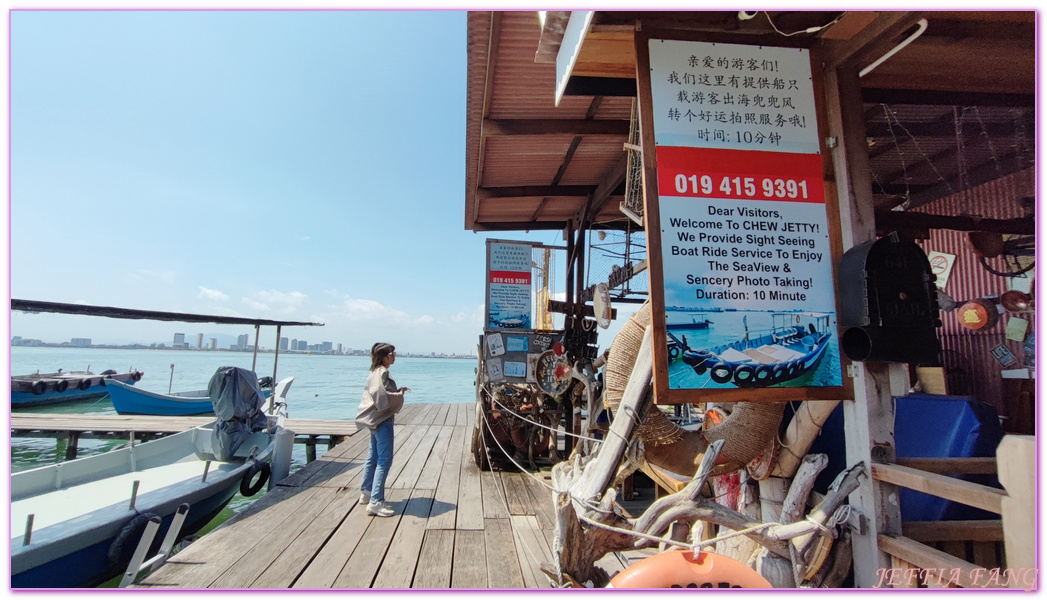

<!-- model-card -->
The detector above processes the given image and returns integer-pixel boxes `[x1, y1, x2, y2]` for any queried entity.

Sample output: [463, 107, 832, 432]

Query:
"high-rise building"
[71, 338, 91, 347]
[209, 338, 217, 350]
[196, 333, 204, 349]
[173, 333, 185, 347]
[297, 340, 308, 351]
[321, 341, 333, 353]
[280, 337, 289, 350]
[237, 334, 249, 350]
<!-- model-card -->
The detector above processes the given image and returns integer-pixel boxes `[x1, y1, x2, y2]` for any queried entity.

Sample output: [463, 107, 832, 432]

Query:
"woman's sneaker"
[366, 501, 395, 518]
[359, 492, 370, 505]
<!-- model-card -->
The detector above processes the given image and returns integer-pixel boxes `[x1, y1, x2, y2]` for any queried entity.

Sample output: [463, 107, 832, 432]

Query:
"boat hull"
[11, 371, 142, 407]
[106, 380, 213, 416]
[10, 424, 277, 588]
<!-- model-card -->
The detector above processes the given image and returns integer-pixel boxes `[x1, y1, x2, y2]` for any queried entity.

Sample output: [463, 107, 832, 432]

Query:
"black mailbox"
[838, 232, 942, 364]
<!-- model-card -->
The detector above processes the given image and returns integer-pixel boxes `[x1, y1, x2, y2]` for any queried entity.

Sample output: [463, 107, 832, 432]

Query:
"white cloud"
[241, 297, 270, 311]
[198, 286, 229, 302]
[341, 297, 411, 323]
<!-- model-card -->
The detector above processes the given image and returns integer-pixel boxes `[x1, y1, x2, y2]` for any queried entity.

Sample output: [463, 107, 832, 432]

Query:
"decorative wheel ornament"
[535, 350, 571, 396]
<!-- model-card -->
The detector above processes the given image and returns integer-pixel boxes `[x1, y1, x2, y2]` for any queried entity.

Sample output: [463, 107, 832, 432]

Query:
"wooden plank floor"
[135, 402, 631, 589]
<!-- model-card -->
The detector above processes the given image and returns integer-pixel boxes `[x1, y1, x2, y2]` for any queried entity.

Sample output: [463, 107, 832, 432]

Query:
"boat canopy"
[208, 367, 269, 460]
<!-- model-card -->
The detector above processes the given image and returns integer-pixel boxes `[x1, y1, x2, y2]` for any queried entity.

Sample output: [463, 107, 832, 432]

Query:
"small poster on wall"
[486, 241, 532, 330]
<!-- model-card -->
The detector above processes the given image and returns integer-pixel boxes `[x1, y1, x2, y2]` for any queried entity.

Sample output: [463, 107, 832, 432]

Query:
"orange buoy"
[608, 550, 773, 589]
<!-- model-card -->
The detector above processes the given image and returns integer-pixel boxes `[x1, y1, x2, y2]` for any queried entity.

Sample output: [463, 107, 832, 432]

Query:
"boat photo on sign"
[648, 39, 843, 390]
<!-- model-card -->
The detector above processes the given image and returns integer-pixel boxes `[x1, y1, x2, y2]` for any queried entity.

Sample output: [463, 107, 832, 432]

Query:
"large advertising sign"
[486, 241, 533, 330]
[642, 38, 845, 400]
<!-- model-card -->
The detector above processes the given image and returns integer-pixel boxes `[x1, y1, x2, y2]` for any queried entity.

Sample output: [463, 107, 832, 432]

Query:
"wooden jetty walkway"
[11, 413, 357, 461]
[131, 402, 647, 589]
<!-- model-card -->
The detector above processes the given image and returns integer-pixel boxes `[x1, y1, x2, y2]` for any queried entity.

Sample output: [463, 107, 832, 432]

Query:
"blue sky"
[7, 10, 573, 355]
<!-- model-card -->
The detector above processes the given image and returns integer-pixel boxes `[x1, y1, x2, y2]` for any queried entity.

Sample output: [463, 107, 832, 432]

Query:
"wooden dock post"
[63, 431, 80, 461]
[305, 435, 317, 463]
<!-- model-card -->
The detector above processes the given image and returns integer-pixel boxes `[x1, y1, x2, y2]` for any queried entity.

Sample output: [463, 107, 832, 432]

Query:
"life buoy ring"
[753, 365, 774, 384]
[785, 362, 800, 379]
[31, 380, 47, 395]
[240, 461, 271, 497]
[77, 378, 92, 391]
[54, 379, 69, 393]
[107, 511, 160, 569]
[131, 371, 143, 382]
[668, 345, 680, 360]
[608, 550, 773, 588]
[770, 364, 787, 382]
[708, 362, 733, 384]
[732, 364, 756, 385]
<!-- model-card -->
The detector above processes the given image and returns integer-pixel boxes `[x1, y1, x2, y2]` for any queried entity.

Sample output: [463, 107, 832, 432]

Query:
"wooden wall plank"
[878, 534, 1005, 588]
[452, 530, 488, 588]
[871, 463, 1005, 514]
[413, 530, 455, 588]
[484, 518, 525, 588]
[997, 435, 1035, 582]
[902, 520, 1003, 543]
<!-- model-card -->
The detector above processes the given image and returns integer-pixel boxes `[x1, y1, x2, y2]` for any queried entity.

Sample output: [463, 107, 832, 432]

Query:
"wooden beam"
[901, 520, 1003, 543]
[481, 119, 629, 137]
[875, 212, 1034, 236]
[535, 11, 571, 64]
[821, 11, 926, 72]
[870, 463, 1005, 515]
[471, 11, 503, 226]
[861, 88, 1035, 108]
[476, 185, 594, 199]
[825, 60, 905, 586]
[894, 457, 998, 475]
[877, 535, 1004, 588]
[574, 153, 627, 225]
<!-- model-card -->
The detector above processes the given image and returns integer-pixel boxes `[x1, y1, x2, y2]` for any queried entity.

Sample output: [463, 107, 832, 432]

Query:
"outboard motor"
[208, 367, 268, 460]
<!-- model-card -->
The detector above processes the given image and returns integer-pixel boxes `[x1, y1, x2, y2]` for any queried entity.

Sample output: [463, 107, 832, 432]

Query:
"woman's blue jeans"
[361, 417, 394, 504]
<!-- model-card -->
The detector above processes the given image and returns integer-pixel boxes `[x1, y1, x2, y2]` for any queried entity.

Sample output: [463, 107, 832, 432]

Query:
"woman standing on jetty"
[355, 343, 410, 517]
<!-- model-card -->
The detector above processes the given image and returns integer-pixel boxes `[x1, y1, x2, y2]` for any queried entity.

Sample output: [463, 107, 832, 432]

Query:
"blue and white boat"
[11, 369, 144, 407]
[10, 370, 294, 588]
[679, 312, 833, 388]
[106, 377, 274, 417]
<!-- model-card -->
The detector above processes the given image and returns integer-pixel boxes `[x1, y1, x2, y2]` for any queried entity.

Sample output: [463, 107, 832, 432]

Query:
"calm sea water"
[11, 346, 479, 472]
[10, 347, 479, 585]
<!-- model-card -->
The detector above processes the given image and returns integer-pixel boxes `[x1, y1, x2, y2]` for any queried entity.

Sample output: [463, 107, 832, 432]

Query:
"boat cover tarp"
[208, 366, 268, 460]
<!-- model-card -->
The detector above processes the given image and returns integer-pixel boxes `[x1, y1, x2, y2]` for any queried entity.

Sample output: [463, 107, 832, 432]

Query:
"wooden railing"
[871, 435, 1036, 589]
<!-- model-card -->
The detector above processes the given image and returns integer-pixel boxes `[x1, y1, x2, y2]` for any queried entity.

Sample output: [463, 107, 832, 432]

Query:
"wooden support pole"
[996, 435, 1035, 584]
[824, 61, 906, 587]
[329, 435, 346, 450]
[65, 431, 80, 461]
[305, 435, 317, 463]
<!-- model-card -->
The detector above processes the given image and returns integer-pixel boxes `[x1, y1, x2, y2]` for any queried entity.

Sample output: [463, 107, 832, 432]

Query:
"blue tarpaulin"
[803, 393, 1004, 521]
